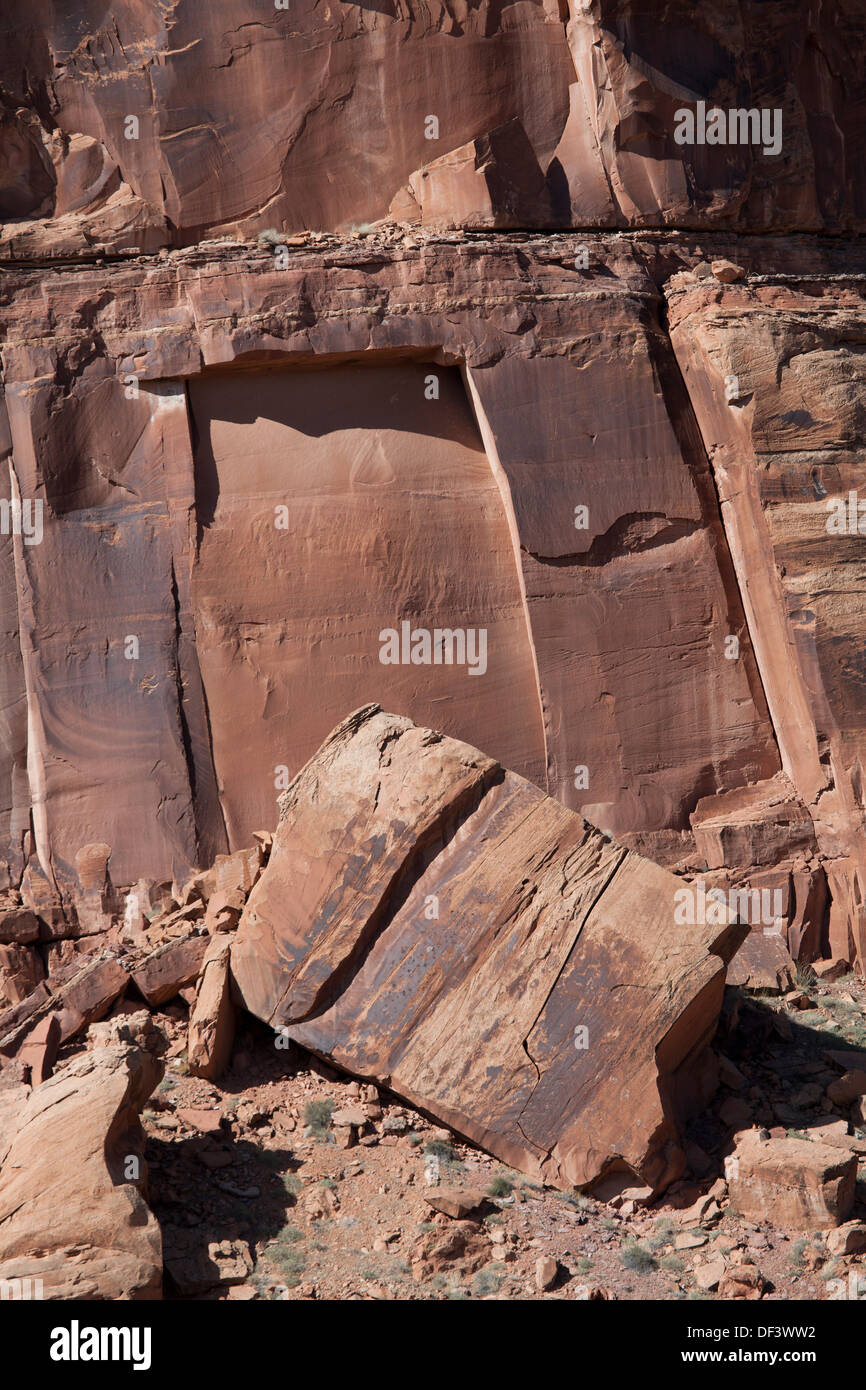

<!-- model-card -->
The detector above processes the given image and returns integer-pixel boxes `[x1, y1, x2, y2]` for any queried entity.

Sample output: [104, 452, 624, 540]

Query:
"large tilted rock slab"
[231, 706, 746, 1193]
[0, 1012, 164, 1299]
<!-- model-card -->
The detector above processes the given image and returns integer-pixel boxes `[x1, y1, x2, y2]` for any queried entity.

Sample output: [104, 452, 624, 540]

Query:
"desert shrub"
[620, 1241, 657, 1274]
[303, 1098, 335, 1138]
[423, 1138, 459, 1165]
[471, 1269, 503, 1297]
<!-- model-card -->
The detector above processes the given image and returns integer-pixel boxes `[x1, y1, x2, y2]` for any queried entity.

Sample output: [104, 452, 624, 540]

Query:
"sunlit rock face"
[0, 0, 863, 256]
[187, 360, 545, 847]
[0, 235, 788, 913]
[0, 4, 864, 975]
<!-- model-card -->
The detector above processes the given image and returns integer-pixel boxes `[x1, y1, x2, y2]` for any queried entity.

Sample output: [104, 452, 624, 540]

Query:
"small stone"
[424, 1187, 487, 1220]
[331, 1106, 367, 1128]
[535, 1255, 559, 1291]
[711, 259, 746, 284]
[675, 1231, 708, 1250]
[177, 1107, 224, 1134]
[695, 1258, 726, 1290]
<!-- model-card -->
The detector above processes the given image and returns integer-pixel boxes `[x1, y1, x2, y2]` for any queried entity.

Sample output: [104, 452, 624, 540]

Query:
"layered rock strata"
[0, 230, 864, 969]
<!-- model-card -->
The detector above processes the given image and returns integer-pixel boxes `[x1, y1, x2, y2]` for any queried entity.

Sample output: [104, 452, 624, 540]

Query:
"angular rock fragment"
[0, 956, 129, 1057]
[232, 706, 746, 1193]
[727, 1130, 857, 1229]
[719, 1261, 764, 1300]
[187, 934, 235, 1081]
[0, 942, 44, 1010]
[204, 888, 246, 935]
[0, 1011, 164, 1299]
[0, 909, 39, 945]
[692, 779, 817, 872]
[16, 1015, 60, 1085]
[726, 931, 795, 994]
[131, 934, 208, 1008]
[826, 1071, 866, 1107]
[424, 1189, 488, 1221]
[0, 983, 50, 1053]
[826, 1222, 866, 1256]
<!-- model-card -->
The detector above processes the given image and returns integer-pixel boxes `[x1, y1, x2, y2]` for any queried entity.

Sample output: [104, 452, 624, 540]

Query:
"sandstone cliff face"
[669, 272, 866, 969]
[0, 1, 862, 256]
[0, 227, 864, 972]
[0, 10, 864, 972]
[1, 3, 866, 1309]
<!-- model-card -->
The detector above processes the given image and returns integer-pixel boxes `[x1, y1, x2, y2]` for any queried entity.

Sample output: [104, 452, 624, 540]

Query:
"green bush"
[620, 1241, 657, 1275]
[471, 1269, 502, 1298]
[303, 1098, 335, 1138]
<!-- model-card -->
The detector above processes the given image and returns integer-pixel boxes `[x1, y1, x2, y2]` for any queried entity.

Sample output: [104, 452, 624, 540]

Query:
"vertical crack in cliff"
[7, 457, 58, 892]
[651, 291, 785, 778]
[462, 365, 551, 792]
[169, 554, 229, 861]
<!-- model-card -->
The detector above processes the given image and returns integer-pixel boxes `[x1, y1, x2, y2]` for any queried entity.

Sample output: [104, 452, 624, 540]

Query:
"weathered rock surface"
[231, 705, 746, 1192]
[1, 0, 865, 1310]
[0, 231, 804, 918]
[0, 909, 39, 944]
[0, 1, 862, 254]
[669, 271, 866, 969]
[727, 1130, 857, 1229]
[188, 934, 236, 1081]
[15, 1015, 59, 1085]
[0, 1011, 164, 1299]
[131, 933, 208, 1007]
[0, 955, 129, 1056]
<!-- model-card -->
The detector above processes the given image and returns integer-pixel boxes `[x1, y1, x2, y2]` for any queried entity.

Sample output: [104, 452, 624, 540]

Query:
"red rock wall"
[0, 4, 864, 967]
[187, 360, 545, 845]
[0, 235, 794, 907]
[0, 1, 863, 256]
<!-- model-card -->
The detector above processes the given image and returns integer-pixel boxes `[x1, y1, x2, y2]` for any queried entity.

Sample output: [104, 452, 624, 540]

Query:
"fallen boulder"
[231, 706, 746, 1194]
[726, 1130, 857, 1229]
[188, 934, 235, 1080]
[0, 956, 129, 1057]
[0, 1011, 164, 1298]
[826, 1221, 866, 1256]
[0, 943, 44, 1010]
[0, 909, 40, 945]
[424, 1188, 488, 1220]
[131, 934, 208, 1007]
